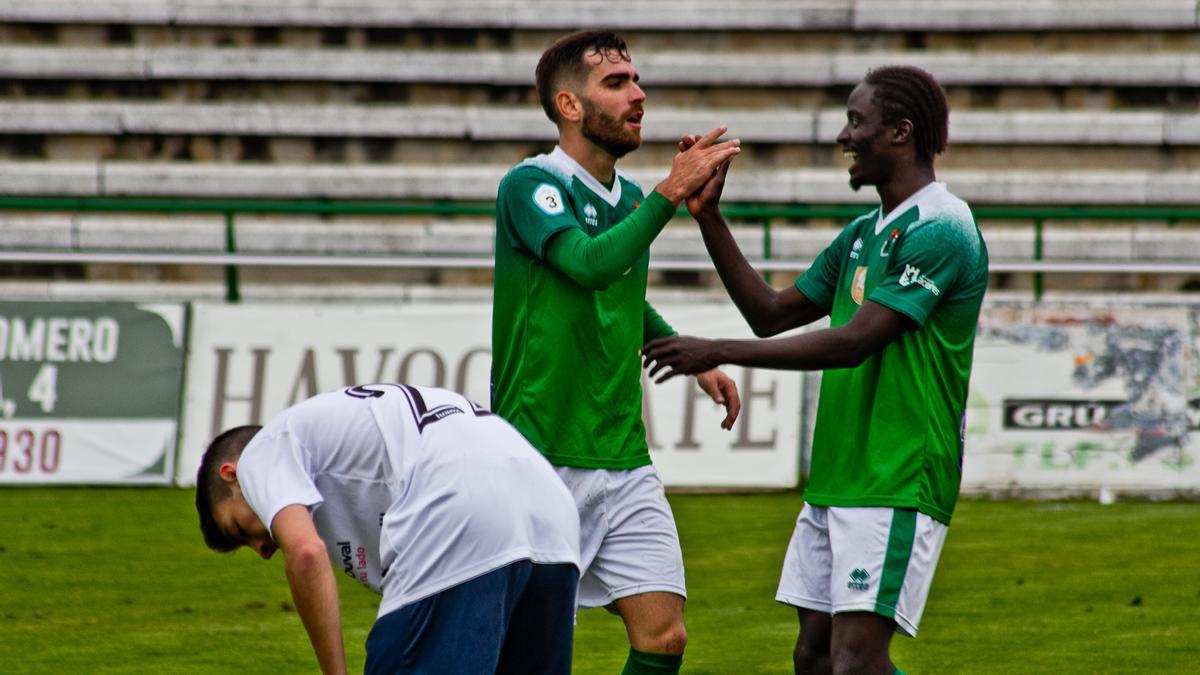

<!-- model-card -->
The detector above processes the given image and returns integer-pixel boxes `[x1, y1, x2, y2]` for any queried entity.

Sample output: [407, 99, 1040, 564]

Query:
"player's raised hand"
[642, 335, 723, 383]
[696, 368, 741, 430]
[685, 159, 731, 219]
[654, 125, 740, 206]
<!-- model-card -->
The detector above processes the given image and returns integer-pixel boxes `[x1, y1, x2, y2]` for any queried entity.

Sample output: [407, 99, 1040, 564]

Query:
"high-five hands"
[654, 125, 740, 206]
[677, 134, 732, 218]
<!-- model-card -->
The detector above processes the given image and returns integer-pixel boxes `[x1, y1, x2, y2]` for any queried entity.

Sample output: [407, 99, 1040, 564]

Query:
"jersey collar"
[549, 146, 623, 207]
[874, 181, 945, 236]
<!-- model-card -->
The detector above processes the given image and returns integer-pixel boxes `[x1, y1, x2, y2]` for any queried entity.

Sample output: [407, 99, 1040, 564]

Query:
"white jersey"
[236, 384, 580, 617]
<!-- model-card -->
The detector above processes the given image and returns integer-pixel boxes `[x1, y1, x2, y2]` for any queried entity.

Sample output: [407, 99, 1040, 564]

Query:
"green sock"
[894, 668, 906, 675]
[620, 647, 683, 675]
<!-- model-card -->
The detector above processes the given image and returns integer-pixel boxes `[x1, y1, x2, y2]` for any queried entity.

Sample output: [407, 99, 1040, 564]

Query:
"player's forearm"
[546, 191, 674, 290]
[285, 546, 347, 675]
[694, 209, 795, 336]
[713, 325, 873, 371]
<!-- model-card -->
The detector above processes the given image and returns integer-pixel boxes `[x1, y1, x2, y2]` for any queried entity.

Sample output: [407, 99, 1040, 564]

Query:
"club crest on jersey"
[880, 228, 900, 257]
[532, 183, 565, 215]
[849, 237, 863, 260]
[583, 203, 599, 228]
[851, 266, 867, 305]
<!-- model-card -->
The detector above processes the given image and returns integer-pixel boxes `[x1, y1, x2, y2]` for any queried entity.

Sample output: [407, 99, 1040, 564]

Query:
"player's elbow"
[832, 330, 881, 368]
[572, 270, 618, 291]
[285, 539, 329, 571]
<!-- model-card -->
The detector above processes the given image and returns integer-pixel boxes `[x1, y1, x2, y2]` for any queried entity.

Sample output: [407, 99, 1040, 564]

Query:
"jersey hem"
[376, 546, 580, 618]
[801, 494, 953, 526]
[543, 453, 653, 470]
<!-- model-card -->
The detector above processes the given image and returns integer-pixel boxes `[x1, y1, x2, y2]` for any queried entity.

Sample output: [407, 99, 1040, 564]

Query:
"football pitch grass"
[1, 489, 1197, 674]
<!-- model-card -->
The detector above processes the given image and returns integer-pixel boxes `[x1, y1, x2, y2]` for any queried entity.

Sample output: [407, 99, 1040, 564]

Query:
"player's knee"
[829, 641, 884, 675]
[639, 622, 687, 655]
[793, 641, 828, 674]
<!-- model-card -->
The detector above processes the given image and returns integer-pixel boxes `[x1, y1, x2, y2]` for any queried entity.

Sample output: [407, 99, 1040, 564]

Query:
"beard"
[581, 99, 641, 159]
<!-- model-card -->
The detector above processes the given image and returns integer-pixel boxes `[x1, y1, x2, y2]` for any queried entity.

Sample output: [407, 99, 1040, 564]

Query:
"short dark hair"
[864, 65, 949, 162]
[535, 30, 631, 124]
[195, 425, 262, 553]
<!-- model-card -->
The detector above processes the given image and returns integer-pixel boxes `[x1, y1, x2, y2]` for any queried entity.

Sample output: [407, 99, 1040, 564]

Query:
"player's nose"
[256, 539, 277, 560]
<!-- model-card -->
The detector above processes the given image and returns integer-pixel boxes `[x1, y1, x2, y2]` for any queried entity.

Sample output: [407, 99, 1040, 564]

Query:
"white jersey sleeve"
[237, 426, 324, 535]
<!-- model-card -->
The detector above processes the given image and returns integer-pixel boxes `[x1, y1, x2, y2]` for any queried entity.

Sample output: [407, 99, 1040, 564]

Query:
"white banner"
[965, 303, 1199, 494]
[178, 300, 802, 488]
[0, 301, 186, 485]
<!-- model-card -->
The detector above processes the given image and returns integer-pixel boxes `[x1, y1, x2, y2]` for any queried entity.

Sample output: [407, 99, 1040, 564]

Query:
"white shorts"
[554, 465, 686, 608]
[775, 504, 948, 637]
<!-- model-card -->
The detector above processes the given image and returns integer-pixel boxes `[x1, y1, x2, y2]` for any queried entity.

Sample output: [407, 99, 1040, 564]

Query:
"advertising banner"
[177, 300, 802, 488]
[0, 301, 186, 484]
[965, 303, 1199, 494]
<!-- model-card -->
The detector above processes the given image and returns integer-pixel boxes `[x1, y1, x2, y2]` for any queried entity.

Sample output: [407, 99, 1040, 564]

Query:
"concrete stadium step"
[3, 46, 1198, 87]
[1, 0, 1195, 30]
[3, 102, 1197, 147]
[2, 212, 1196, 264]
[3, 161, 1199, 205]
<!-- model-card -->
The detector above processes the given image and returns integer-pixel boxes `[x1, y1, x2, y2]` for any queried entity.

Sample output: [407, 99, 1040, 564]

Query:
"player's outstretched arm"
[272, 504, 347, 675]
[677, 137, 826, 337]
[643, 300, 912, 382]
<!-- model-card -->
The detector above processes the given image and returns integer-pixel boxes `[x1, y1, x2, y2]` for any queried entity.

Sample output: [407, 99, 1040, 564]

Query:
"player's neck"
[559, 133, 618, 184]
[876, 164, 936, 213]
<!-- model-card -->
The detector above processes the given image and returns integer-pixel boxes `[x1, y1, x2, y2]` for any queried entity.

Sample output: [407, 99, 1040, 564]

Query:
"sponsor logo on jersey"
[848, 567, 871, 591]
[337, 541, 356, 580]
[532, 183, 565, 215]
[898, 264, 941, 296]
[849, 237, 863, 260]
[583, 203, 599, 228]
[851, 266, 867, 305]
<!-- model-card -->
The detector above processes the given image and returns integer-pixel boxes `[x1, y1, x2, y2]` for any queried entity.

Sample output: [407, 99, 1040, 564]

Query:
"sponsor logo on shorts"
[848, 567, 871, 591]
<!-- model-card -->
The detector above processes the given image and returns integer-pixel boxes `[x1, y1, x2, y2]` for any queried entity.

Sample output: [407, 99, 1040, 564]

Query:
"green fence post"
[1033, 217, 1044, 302]
[224, 211, 241, 303]
[762, 216, 773, 285]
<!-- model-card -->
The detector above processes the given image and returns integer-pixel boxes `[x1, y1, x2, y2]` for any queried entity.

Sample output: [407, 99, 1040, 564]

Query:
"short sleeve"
[869, 218, 965, 326]
[794, 222, 858, 309]
[236, 425, 324, 541]
[497, 169, 583, 260]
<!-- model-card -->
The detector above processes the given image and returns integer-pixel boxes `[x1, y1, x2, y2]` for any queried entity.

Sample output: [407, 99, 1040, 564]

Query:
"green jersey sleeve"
[793, 217, 864, 308]
[870, 217, 967, 326]
[642, 301, 676, 343]
[497, 169, 582, 260]
[544, 190, 675, 290]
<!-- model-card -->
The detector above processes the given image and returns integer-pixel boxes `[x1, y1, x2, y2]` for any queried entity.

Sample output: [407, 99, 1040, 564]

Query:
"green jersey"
[492, 147, 674, 469]
[796, 182, 988, 524]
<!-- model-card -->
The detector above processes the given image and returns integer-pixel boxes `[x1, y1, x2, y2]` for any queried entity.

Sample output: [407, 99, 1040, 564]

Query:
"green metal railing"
[2, 196, 1199, 303]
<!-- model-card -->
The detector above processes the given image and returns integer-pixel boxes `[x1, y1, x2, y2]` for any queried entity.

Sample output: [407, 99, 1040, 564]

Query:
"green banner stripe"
[875, 509, 917, 618]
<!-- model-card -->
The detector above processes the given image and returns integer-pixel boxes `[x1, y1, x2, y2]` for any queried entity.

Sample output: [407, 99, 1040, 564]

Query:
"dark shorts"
[364, 560, 579, 675]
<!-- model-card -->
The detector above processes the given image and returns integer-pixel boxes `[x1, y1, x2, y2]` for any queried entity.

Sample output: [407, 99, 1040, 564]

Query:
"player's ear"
[891, 118, 913, 146]
[217, 461, 238, 485]
[556, 90, 582, 125]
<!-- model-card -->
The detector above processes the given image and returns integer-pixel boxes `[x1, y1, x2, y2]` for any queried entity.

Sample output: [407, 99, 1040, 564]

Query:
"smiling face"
[836, 82, 901, 191]
[577, 50, 645, 159]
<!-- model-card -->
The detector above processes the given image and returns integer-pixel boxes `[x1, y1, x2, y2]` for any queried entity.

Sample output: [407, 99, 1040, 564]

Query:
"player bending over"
[195, 383, 580, 674]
